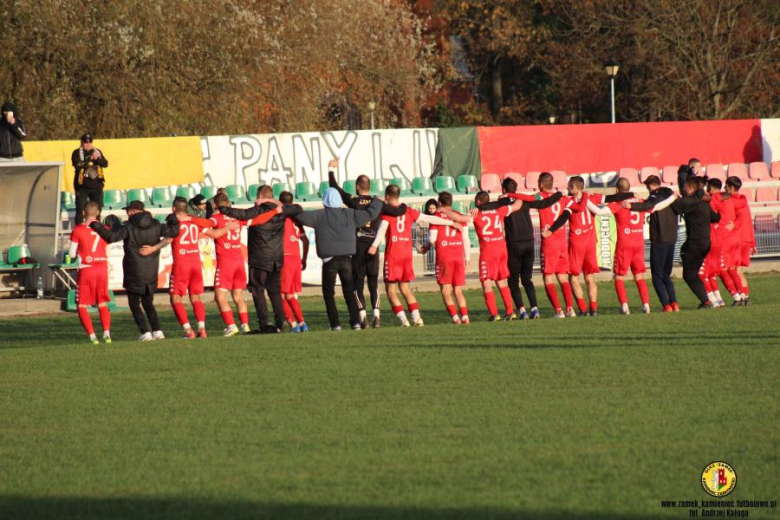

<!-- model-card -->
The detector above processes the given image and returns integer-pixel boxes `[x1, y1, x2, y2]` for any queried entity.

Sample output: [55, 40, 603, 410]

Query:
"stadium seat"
[705, 163, 726, 182]
[318, 181, 330, 198]
[524, 171, 542, 190]
[154, 213, 167, 223]
[771, 162, 780, 179]
[126, 188, 149, 205]
[618, 168, 641, 187]
[60, 192, 76, 211]
[755, 186, 777, 203]
[103, 189, 126, 210]
[342, 180, 357, 196]
[640, 166, 660, 184]
[272, 182, 292, 199]
[247, 183, 263, 201]
[748, 162, 769, 181]
[661, 166, 679, 186]
[456, 175, 478, 194]
[200, 186, 218, 200]
[369, 179, 387, 196]
[727, 163, 748, 181]
[503, 172, 524, 190]
[295, 182, 317, 201]
[151, 187, 174, 208]
[754, 214, 774, 233]
[412, 177, 435, 196]
[451, 201, 469, 215]
[175, 186, 196, 201]
[480, 173, 501, 194]
[390, 178, 411, 195]
[434, 175, 456, 193]
[741, 188, 755, 202]
[225, 184, 246, 203]
[551, 170, 568, 190]
[6, 245, 34, 265]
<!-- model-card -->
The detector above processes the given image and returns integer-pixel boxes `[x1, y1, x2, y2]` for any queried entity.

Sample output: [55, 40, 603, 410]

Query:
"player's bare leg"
[189, 293, 207, 337]
[633, 272, 651, 313]
[215, 288, 239, 337]
[736, 266, 750, 304]
[232, 289, 250, 333]
[77, 303, 99, 345]
[584, 274, 598, 316]
[441, 284, 460, 324]
[399, 282, 423, 326]
[481, 280, 501, 321]
[386, 282, 409, 327]
[171, 293, 196, 339]
[453, 285, 469, 324]
[496, 279, 516, 320]
[569, 274, 587, 316]
[614, 274, 630, 314]
[556, 272, 575, 318]
[543, 273, 564, 318]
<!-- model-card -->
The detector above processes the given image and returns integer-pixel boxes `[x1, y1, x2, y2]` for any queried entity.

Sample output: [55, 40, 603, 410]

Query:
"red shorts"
[384, 256, 415, 283]
[541, 239, 569, 275]
[76, 264, 110, 306]
[568, 240, 599, 276]
[169, 261, 204, 296]
[718, 236, 739, 269]
[214, 258, 247, 290]
[479, 248, 509, 282]
[703, 244, 722, 277]
[613, 242, 646, 276]
[281, 256, 302, 294]
[738, 242, 752, 267]
[436, 255, 466, 286]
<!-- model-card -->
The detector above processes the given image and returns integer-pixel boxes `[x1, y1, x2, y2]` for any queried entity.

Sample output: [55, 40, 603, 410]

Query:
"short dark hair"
[725, 176, 742, 191]
[475, 190, 490, 205]
[569, 176, 585, 190]
[502, 178, 518, 194]
[279, 191, 293, 204]
[356, 175, 370, 193]
[385, 184, 401, 199]
[258, 185, 273, 198]
[438, 191, 453, 207]
[688, 157, 701, 165]
[706, 178, 723, 191]
[214, 192, 230, 207]
[173, 196, 188, 213]
[538, 172, 553, 189]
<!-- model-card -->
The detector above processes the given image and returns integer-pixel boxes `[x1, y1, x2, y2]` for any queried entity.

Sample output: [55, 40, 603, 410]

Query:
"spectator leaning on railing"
[0, 101, 27, 162]
[72, 134, 109, 224]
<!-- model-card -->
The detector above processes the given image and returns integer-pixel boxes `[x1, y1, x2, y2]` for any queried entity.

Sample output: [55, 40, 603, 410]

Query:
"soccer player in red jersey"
[210, 192, 281, 336]
[369, 184, 460, 327]
[69, 201, 112, 344]
[278, 191, 310, 332]
[589, 178, 651, 314]
[469, 191, 524, 321]
[725, 176, 754, 304]
[419, 191, 471, 324]
[701, 180, 726, 307]
[141, 197, 239, 339]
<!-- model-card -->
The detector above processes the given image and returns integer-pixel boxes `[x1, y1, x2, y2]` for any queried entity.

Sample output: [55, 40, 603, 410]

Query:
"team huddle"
[69, 166, 756, 343]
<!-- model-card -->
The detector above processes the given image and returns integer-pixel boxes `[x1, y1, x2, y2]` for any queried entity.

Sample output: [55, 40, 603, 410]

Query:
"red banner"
[477, 119, 763, 176]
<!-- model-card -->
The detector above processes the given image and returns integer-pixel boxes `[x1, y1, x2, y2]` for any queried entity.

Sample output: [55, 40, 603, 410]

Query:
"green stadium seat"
[412, 177, 435, 196]
[102, 189, 126, 210]
[370, 179, 387, 196]
[434, 176, 456, 193]
[176, 186, 197, 201]
[66, 289, 125, 313]
[343, 180, 357, 195]
[390, 178, 411, 196]
[225, 184, 246, 204]
[273, 182, 292, 200]
[151, 187, 173, 208]
[6, 245, 33, 265]
[247, 183, 263, 201]
[451, 201, 469, 215]
[318, 181, 330, 198]
[457, 175, 478, 194]
[200, 186, 218, 200]
[154, 213, 168, 223]
[296, 182, 317, 202]
[126, 188, 149, 205]
[61, 192, 76, 211]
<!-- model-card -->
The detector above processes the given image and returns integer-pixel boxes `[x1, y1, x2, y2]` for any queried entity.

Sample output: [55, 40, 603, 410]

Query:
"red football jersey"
[171, 220, 208, 264]
[70, 223, 108, 267]
[609, 198, 646, 246]
[473, 205, 510, 252]
[566, 194, 596, 244]
[283, 218, 303, 259]
[382, 207, 420, 259]
[430, 210, 464, 258]
[537, 191, 569, 242]
[209, 213, 245, 260]
[707, 192, 725, 247]
[733, 193, 755, 245]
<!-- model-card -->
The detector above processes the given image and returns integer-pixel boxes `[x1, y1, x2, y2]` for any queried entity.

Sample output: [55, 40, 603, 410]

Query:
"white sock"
[359, 309, 367, 321]
[707, 292, 716, 303]
[410, 309, 421, 322]
[714, 290, 723, 302]
[89, 333, 97, 341]
[197, 321, 205, 329]
[102, 330, 110, 337]
[733, 293, 742, 301]
[461, 314, 469, 321]
[183, 323, 191, 331]
[396, 310, 407, 323]
[740, 292, 747, 300]
[452, 315, 460, 322]
[373, 308, 380, 318]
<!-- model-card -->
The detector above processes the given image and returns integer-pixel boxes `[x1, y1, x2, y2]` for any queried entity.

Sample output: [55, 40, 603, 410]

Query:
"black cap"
[123, 200, 145, 211]
[81, 133, 93, 143]
[643, 174, 662, 187]
[190, 194, 206, 206]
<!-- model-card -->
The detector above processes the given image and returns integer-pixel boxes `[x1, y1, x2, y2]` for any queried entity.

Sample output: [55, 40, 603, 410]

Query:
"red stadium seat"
[503, 172, 524, 190]
[755, 186, 777, 203]
[618, 168, 641, 186]
[661, 166, 679, 186]
[771, 161, 780, 179]
[705, 163, 726, 182]
[748, 162, 769, 181]
[727, 163, 748, 181]
[741, 187, 755, 202]
[640, 166, 660, 183]
[480, 173, 501, 194]
[551, 170, 568, 190]
[524, 171, 542, 190]
[754, 214, 774, 233]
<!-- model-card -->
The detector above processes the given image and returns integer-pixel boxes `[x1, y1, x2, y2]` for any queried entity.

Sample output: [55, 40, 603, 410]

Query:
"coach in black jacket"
[0, 101, 27, 161]
[91, 200, 180, 338]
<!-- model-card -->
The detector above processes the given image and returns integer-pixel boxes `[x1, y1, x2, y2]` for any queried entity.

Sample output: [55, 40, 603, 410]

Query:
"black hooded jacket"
[91, 212, 180, 293]
[0, 102, 27, 158]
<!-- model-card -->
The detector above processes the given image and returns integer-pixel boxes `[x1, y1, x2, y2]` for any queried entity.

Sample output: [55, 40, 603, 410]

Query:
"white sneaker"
[553, 311, 566, 319]
[641, 303, 651, 314]
[412, 318, 425, 327]
[400, 320, 411, 328]
[565, 308, 577, 318]
[240, 323, 251, 334]
[152, 330, 165, 341]
[139, 332, 153, 342]
[223, 325, 239, 337]
[716, 299, 726, 307]
[620, 303, 631, 315]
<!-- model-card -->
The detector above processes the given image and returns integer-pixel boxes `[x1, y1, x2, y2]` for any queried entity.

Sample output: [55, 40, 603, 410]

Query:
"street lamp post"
[605, 62, 619, 124]
[368, 101, 376, 130]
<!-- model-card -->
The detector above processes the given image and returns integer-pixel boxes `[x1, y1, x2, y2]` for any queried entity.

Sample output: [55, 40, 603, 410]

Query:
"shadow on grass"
[0, 495, 663, 520]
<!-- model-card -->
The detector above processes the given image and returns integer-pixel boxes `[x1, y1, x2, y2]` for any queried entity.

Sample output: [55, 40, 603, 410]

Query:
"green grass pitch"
[1, 275, 778, 519]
